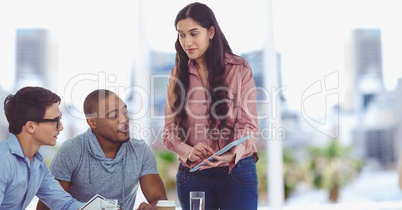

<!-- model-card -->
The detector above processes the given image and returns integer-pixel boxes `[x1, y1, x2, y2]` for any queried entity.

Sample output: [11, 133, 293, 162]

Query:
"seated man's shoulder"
[58, 132, 86, 151]
[0, 142, 9, 154]
[126, 139, 157, 155]
[0, 146, 13, 168]
[127, 138, 148, 148]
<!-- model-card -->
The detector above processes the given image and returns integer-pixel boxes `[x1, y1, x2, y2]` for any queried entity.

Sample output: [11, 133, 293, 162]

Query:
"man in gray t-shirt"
[37, 89, 167, 210]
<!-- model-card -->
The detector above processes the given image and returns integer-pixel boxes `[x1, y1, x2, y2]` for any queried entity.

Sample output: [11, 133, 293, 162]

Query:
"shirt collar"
[188, 59, 198, 76]
[224, 53, 243, 65]
[6, 133, 43, 162]
[187, 53, 243, 74]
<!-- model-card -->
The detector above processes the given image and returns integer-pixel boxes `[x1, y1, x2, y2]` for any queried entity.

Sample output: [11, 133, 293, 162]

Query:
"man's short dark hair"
[83, 89, 114, 118]
[3, 86, 61, 135]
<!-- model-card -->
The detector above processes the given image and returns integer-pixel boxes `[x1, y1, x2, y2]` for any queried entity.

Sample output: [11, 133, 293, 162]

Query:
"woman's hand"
[200, 152, 236, 170]
[188, 143, 215, 163]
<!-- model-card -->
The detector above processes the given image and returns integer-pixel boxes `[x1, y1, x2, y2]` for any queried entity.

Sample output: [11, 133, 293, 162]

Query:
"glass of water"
[100, 199, 118, 210]
[189, 191, 205, 210]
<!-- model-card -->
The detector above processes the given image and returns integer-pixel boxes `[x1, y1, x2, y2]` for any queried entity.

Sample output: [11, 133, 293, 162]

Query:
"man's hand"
[135, 202, 156, 210]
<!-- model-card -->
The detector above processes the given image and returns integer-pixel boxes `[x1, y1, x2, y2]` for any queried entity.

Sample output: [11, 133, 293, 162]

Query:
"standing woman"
[163, 2, 259, 210]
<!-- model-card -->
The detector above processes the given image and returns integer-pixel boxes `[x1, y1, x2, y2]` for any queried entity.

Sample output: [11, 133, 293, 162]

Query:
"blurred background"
[1, 0, 402, 209]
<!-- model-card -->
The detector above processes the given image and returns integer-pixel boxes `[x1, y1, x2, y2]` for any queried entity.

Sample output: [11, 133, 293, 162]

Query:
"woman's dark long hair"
[171, 2, 234, 142]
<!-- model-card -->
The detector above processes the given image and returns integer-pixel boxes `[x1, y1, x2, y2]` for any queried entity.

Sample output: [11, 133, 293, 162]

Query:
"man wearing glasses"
[36, 89, 168, 210]
[0, 86, 85, 210]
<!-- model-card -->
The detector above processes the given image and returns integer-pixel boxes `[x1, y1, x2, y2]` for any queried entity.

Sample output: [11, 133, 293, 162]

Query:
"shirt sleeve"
[0, 156, 10, 205]
[36, 163, 85, 210]
[50, 139, 79, 182]
[163, 106, 193, 164]
[162, 70, 194, 166]
[398, 155, 402, 189]
[140, 142, 159, 176]
[229, 65, 259, 172]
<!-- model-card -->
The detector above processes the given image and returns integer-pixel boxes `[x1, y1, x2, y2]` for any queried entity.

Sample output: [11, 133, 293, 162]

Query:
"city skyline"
[1, 1, 402, 208]
[1, 0, 402, 111]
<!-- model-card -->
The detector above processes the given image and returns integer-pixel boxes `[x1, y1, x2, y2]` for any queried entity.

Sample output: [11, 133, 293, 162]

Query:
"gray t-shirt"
[50, 128, 158, 210]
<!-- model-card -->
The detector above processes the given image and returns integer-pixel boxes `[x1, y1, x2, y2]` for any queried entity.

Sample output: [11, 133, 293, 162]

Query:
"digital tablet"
[78, 194, 106, 210]
[189, 135, 251, 172]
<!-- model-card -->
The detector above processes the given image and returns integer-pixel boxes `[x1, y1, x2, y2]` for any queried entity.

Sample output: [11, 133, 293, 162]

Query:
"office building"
[344, 28, 384, 113]
[15, 28, 53, 89]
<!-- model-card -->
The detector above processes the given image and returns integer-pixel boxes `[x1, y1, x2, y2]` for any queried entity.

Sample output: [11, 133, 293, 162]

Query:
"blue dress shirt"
[0, 134, 84, 210]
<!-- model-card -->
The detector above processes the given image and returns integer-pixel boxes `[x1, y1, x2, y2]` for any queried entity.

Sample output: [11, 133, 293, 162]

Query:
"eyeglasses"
[33, 117, 62, 129]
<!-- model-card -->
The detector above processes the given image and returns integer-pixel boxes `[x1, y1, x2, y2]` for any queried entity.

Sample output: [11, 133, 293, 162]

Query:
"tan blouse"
[163, 53, 259, 171]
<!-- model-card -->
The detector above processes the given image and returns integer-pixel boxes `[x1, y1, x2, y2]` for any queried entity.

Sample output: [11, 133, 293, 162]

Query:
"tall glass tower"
[344, 28, 383, 112]
[15, 28, 49, 88]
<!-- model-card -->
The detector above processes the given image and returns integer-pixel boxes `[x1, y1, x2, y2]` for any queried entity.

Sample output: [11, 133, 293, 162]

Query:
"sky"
[1, 0, 402, 111]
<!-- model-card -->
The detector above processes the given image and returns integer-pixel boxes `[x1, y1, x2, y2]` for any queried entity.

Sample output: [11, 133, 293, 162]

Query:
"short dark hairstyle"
[83, 89, 115, 117]
[4, 86, 61, 135]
